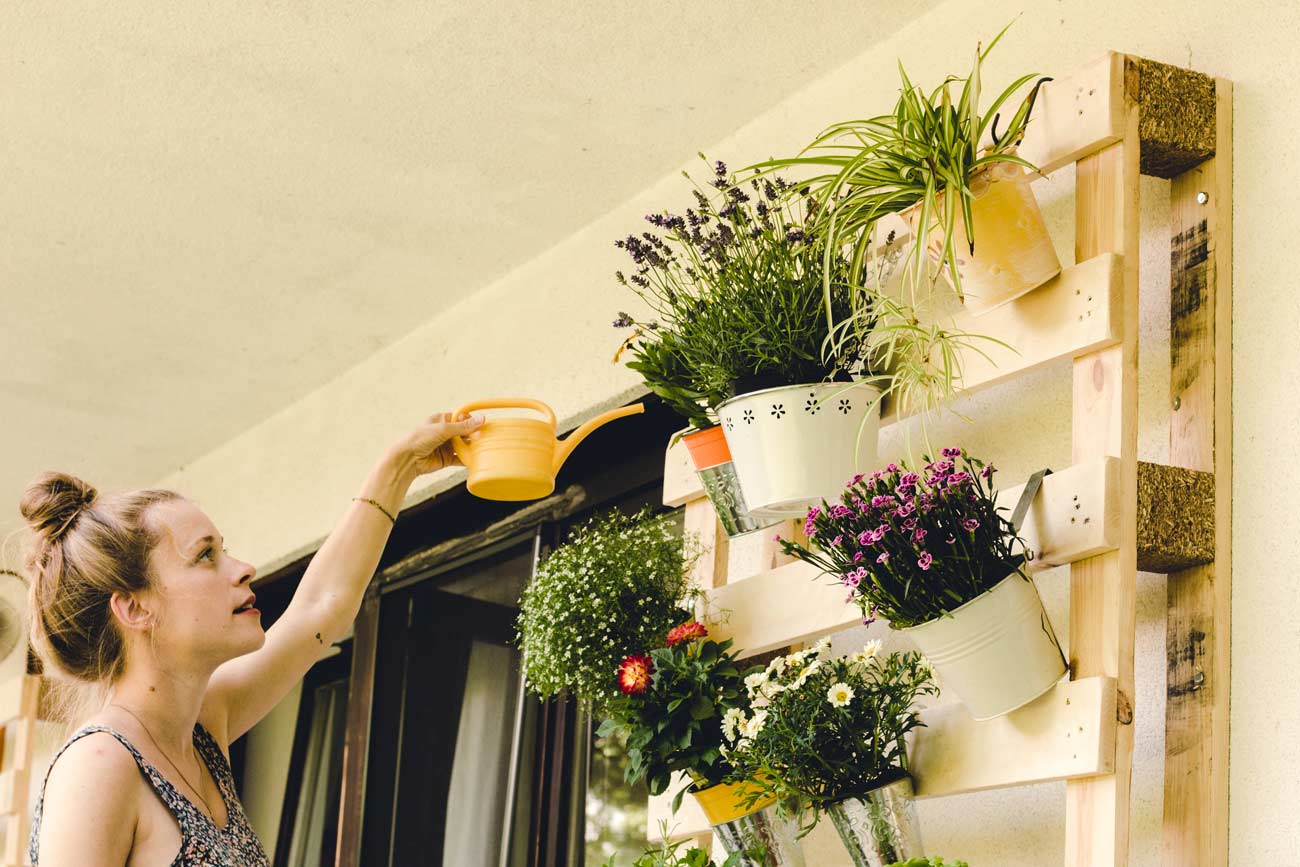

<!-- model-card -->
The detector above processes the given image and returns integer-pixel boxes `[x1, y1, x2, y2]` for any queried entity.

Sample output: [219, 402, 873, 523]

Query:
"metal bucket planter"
[826, 777, 924, 867]
[905, 158, 1061, 316]
[718, 382, 882, 520]
[681, 426, 770, 537]
[900, 572, 1067, 719]
[693, 781, 806, 867]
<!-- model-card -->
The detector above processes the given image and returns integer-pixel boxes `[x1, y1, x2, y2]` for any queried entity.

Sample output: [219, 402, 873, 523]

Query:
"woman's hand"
[392, 411, 485, 478]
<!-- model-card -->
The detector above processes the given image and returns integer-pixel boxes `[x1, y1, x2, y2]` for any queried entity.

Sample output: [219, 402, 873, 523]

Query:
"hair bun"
[19, 472, 99, 544]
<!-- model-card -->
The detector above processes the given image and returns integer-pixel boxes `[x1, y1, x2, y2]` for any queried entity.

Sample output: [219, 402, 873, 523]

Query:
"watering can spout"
[553, 403, 645, 474]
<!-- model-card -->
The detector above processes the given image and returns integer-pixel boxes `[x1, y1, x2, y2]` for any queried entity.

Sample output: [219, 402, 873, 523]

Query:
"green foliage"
[723, 640, 937, 831]
[750, 26, 1036, 424]
[887, 859, 970, 867]
[599, 631, 759, 798]
[516, 507, 697, 715]
[601, 831, 742, 867]
[613, 156, 870, 421]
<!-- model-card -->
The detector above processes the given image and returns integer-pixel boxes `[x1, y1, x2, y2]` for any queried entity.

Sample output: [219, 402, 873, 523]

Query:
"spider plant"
[756, 25, 1046, 436]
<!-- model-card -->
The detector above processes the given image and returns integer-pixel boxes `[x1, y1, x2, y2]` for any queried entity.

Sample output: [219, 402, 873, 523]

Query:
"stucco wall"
[151, 0, 1298, 861]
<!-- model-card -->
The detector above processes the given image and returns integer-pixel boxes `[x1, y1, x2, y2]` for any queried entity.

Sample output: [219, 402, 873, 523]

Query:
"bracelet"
[352, 497, 397, 525]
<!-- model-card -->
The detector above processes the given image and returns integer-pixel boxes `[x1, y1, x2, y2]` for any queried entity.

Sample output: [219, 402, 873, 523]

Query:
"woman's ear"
[109, 590, 156, 633]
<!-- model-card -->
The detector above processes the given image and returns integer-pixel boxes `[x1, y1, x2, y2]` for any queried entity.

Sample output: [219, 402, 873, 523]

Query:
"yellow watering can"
[451, 398, 645, 501]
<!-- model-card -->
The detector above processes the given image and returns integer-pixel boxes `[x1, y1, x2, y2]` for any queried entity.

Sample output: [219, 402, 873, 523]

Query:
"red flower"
[665, 620, 708, 646]
[617, 654, 654, 695]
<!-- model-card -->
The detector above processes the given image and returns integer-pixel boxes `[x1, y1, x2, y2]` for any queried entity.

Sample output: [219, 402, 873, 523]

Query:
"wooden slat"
[650, 677, 1118, 840]
[912, 677, 1117, 798]
[685, 499, 728, 593]
[709, 460, 1121, 658]
[1162, 77, 1232, 867]
[0, 678, 33, 725]
[664, 433, 702, 508]
[1020, 52, 1126, 176]
[0, 770, 14, 816]
[647, 773, 711, 842]
[665, 254, 1124, 507]
[335, 586, 381, 867]
[1065, 101, 1141, 867]
[726, 519, 799, 582]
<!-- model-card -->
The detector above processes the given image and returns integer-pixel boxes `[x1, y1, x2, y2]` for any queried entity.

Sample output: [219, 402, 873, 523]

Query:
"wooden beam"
[1124, 56, 1217, 179]
[1137, 463, 1215, 572]
[665, 254, 1125, 507]
[1162, 78, 1232, 867]
[912, 677, 1117, 798]
[1020, 52, 1126, 176]
[651, 677, 1118, 840]
[708, 460, 1123, 658]
[1065, 101, 1141, 867]
[335, 584, 381, 867]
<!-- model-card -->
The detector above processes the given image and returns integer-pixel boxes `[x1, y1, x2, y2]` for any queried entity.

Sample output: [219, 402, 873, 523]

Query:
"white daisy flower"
[827, 682, 855, 707]
[721, 707, 747, 743]
[741, 709, 768, 739]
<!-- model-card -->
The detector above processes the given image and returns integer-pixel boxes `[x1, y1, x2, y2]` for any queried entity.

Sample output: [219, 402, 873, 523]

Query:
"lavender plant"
[778, 449, 1026, 628]
[613, 156, 872, 408]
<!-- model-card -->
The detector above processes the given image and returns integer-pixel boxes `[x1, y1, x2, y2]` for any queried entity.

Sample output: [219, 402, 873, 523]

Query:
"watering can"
[451, 398, 645, 501]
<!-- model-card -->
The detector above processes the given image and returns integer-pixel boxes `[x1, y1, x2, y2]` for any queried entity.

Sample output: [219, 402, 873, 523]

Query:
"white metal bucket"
[718, 381, 882, 520]
[900, 572, 1066, 720]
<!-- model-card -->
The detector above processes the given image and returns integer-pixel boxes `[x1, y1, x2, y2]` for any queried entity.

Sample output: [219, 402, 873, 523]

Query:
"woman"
[19, 411, 484, 866]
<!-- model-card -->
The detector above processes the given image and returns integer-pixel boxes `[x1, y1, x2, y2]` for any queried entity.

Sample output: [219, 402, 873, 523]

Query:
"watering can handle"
[449, 398, 557, 461]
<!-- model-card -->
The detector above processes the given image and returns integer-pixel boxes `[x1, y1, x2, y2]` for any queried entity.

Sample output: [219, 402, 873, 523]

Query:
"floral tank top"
[29, 723, 270, 866]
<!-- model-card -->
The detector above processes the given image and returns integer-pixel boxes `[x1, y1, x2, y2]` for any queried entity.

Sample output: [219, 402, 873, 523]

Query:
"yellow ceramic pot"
[906, 157, 1061, 315]
[691, 779, 777, 825]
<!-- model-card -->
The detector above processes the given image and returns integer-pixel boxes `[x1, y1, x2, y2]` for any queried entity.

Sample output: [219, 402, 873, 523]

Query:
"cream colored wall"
[200, 0, 1298, 862]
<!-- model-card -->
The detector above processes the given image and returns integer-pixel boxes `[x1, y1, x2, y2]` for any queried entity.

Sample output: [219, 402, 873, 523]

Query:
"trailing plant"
[722, 639, 937, 831]
[601, 830, 742, 867]
[777, 448, 1026, 628]
[598, 620, 759, 806]
[613, 156, 871, 405]
[516, 507, 698, 714]
[887, 859, 969, 867]
[754, 27, 1041, 423]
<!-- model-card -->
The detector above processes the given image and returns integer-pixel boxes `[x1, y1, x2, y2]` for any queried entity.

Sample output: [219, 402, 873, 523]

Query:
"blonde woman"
[18, 411, 483, 866]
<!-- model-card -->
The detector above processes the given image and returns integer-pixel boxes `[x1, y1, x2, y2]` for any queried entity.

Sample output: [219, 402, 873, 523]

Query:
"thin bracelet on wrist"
[352, 497, 397, 525]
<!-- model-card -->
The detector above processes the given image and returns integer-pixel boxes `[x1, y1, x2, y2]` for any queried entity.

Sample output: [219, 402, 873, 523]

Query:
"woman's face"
[138, 499, 265, 668]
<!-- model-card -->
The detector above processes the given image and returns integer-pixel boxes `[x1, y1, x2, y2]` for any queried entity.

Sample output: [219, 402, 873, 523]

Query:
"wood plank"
[650, 677, 1118, 839]
[1162, 77, 1232, 867]
[912, 677, 1117, 798]
[726, 519, 799, 582]
[664, 433, 703, 508]
[0, 678, 31, 725]
[0, 770, 14, 816]
[709, 460, 1121, 658]
[334, 585, 381, 867]
[667, 253, 1125, 506]
[685, 499, 728, 593]
[1065, 104, 1141, 867]
[1020, 52, 1125, 176]
[647, 773, 712, 842]
[922, 252, 1124, 404]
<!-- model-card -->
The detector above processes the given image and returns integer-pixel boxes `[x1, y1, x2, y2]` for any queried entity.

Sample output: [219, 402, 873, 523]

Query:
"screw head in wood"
[1197, 191, 1209, 204]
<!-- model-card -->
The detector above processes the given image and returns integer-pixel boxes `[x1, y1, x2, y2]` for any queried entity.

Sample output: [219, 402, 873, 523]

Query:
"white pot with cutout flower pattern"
[718, 381, 882, 520]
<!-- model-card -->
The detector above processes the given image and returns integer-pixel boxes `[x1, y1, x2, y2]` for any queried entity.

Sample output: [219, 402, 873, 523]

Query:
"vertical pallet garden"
[649, 51, 1231, 867]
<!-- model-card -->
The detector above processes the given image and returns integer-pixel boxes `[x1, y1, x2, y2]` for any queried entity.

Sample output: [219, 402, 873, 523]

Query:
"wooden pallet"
[648, 51, 1231, 867]
[0, 675, 43, 867]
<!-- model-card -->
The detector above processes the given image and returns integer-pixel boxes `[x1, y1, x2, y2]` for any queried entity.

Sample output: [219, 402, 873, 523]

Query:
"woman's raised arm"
[201, 412, 483, 745]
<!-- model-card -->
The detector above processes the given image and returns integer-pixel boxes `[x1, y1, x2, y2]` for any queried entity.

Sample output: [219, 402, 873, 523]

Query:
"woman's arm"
[202, 412, 483, 745]
[36, 733, 139, 866]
